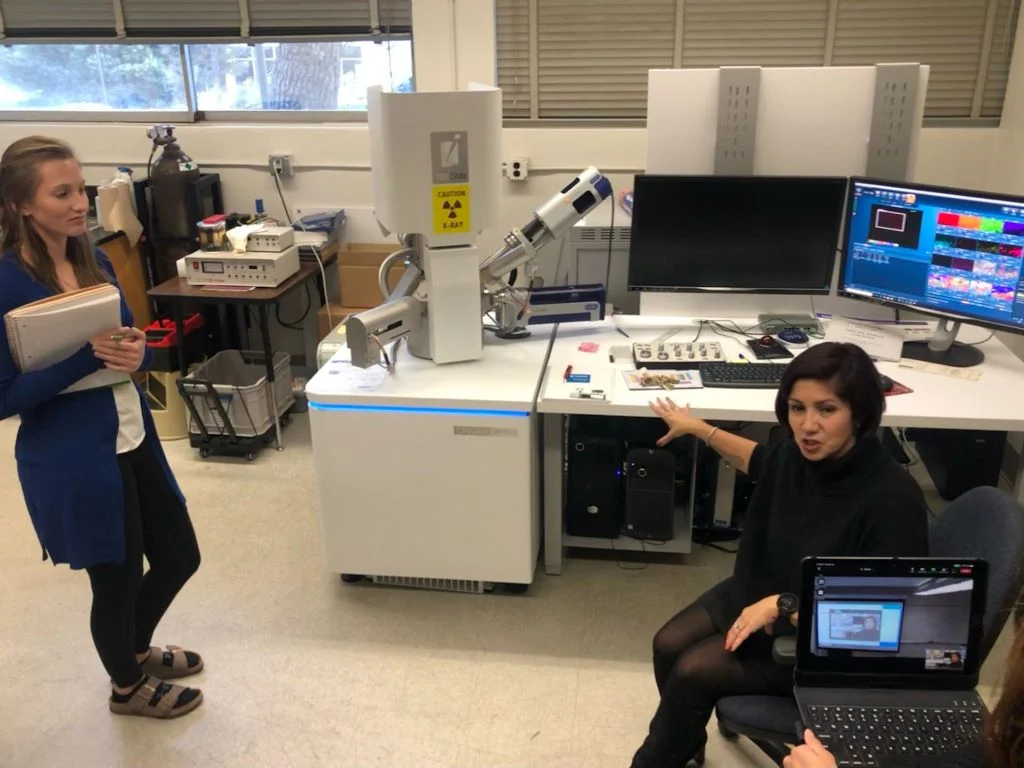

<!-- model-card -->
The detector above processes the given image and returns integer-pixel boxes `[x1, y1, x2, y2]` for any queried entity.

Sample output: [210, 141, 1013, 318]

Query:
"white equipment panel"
[185, 246, 300, 288]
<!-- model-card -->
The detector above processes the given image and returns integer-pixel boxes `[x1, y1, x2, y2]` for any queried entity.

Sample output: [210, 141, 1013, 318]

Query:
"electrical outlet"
[268, 153, 293, 178]
[504, 156, 529, 182]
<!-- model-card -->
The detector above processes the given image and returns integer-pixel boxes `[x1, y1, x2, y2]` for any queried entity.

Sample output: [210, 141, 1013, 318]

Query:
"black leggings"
[85, 437, 200, 688]
[632, 593, 793, 768]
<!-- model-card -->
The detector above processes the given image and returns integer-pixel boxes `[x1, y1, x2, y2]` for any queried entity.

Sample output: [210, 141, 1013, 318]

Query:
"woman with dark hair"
[631, 342, 929, 768]
[0, 136, 203, 718]
[786, 607, 1024, 768]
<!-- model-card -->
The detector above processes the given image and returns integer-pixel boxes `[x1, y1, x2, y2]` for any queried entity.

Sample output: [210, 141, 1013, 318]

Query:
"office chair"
[712, 485, 1024, 767]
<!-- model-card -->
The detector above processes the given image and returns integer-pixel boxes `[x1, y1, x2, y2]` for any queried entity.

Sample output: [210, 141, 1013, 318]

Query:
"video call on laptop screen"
[802, 558, 985, 678]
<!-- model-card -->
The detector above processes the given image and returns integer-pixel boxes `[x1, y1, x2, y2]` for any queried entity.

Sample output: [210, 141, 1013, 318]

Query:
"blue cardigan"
[0, 248, 186, 570]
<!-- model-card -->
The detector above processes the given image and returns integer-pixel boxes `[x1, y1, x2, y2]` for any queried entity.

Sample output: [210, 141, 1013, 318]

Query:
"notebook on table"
[4, 283, 131, 394]
[794, 556, 988, 768]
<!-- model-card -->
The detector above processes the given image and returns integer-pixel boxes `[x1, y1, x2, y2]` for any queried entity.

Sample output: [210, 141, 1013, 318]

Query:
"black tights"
[85, 437, 200, 688]
[632, 594, 793, 768]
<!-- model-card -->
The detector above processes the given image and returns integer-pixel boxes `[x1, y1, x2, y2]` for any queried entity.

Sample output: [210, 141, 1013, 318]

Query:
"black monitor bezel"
[796, 556, 988, 691]
[839, 176, 1024, 338]
[626, 174, 849, 296]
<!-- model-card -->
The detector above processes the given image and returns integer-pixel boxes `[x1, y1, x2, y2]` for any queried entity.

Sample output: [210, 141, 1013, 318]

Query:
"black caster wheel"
[341, 574, 365, 584]
[281, 414, 291, 426]
[199, 448, 211, 459]
[717, 722, 737, 740]
[246, 451, 257, 461]
[503, 583, 529, 595]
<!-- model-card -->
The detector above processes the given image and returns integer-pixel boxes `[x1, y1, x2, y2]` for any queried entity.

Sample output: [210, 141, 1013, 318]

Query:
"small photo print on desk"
[623, 369, 703, 391]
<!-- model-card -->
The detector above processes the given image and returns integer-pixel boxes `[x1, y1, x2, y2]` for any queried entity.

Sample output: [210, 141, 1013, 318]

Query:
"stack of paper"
[4, 283, 130, 393]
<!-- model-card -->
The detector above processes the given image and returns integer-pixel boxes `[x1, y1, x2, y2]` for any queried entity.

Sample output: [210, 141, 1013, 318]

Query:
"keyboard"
[807, 704, 984, 767]
[697, 362, 787, 388]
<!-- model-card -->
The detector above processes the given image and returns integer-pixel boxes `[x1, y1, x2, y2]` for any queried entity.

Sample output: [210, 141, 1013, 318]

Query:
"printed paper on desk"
[326, 363, 388, 390]
[824, 316, 903, 362]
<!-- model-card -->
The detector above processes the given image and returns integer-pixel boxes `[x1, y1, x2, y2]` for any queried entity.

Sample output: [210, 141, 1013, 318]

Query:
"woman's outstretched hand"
[649, 397, 706, 447]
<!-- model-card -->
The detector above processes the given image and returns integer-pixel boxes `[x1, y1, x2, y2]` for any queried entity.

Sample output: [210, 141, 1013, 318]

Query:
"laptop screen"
[797, 557, 987, 685]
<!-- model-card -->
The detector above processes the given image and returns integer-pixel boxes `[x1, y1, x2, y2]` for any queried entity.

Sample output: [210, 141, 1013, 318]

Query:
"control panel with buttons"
[185, 245, 300, 288]
[632, 341, 725, 370]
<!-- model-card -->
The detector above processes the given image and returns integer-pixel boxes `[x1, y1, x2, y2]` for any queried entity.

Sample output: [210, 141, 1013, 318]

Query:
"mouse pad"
[885, 379, 913, 397]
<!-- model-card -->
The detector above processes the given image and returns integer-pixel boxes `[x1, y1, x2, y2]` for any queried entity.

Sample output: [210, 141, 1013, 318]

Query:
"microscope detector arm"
[479, 166, 612, 292]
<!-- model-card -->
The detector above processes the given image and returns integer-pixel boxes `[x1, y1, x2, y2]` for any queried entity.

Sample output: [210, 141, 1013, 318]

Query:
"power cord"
[272, 164, 333, 334]
[276, 281, 312, 330]
[604, 182, 615, 310]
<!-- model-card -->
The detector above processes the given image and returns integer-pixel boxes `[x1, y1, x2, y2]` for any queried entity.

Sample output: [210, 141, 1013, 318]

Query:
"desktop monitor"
[840, 178, 1024, 367]
[626, 175, 848, 294]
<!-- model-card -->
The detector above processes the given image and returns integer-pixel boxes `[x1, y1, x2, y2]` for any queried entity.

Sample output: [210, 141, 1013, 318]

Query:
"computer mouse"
[758, 335, 775, 347]
[879, 374, 895, 392]
[778, 327, 809, 344]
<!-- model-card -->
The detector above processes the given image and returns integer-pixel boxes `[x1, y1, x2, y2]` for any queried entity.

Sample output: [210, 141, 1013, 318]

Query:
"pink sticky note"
[579, 342, 600, 353]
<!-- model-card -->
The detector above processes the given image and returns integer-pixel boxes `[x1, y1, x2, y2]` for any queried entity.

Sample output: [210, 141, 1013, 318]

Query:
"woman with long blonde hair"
[0, 136, 203, 718]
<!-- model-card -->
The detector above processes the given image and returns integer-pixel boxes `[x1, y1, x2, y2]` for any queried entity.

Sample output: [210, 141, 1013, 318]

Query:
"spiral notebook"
[4, 283, 130, 394]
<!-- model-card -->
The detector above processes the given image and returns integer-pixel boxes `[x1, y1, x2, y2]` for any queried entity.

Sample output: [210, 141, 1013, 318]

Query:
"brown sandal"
[109, 675, 204, 719]
[139, 645, 204, 680]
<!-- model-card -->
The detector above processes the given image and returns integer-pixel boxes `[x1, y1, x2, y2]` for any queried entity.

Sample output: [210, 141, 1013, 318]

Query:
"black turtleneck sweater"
[704, 435, 930, 633]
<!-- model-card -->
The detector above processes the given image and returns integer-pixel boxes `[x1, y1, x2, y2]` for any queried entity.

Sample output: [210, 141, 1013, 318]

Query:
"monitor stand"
[901, 318, 984, 368]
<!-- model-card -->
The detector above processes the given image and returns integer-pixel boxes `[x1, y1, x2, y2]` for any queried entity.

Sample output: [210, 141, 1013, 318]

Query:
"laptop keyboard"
[807, 704, 984, 767]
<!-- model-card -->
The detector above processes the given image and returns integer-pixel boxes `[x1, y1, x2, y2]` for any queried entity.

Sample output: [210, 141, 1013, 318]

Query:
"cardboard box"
[317, 303, 366, 340]
[338, 243, 406, 308]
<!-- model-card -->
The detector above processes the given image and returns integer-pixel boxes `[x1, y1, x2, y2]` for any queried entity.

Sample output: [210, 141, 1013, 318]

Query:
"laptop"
[794, 556, 989, 767]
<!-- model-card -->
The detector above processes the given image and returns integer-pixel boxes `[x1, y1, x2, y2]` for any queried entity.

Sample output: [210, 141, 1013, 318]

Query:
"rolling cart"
[177, 350, 294, 461]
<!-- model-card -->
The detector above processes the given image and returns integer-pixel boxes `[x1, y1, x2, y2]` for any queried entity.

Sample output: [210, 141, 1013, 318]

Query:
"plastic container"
[197, 214, 229, 251]
[180, 350, 294, 438]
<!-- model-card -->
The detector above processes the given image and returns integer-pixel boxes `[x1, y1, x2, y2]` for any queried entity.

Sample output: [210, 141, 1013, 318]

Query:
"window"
[496, 0, 1020, 122]
[190, 41, 413, 112]
[0, 44, 187, 111]
[0, 0, 412, 120]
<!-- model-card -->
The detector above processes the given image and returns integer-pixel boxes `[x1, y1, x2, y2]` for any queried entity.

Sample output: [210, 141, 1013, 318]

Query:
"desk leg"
[173, 304, 187, 377]
[258, 303, 284, 451]
[543, 413, 565, 575]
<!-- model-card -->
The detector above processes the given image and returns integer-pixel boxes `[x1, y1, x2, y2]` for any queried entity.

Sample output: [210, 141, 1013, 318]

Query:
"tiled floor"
[0, 414, 1010, 768]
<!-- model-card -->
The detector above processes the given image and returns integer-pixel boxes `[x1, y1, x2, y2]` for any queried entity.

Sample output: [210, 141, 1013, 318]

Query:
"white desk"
[538, 317, 1024, 575]
[306, 329, 554, 590]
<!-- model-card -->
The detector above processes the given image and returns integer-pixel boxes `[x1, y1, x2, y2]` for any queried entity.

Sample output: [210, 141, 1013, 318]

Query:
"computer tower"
[907, 428, 1005, 501]
[624, 447, 676, 540]
[566, 428, 624, 539]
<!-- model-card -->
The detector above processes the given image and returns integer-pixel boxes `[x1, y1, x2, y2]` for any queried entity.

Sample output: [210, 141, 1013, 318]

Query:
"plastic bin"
[180, 350, 294, 439]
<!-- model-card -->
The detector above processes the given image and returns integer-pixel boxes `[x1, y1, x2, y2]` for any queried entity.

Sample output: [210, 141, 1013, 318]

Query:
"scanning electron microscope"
[306, 86, 611, 592]
[343, 86, 612, 369]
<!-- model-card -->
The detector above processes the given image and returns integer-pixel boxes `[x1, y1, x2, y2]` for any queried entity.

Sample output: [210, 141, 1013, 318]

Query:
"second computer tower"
[624, 447, 676, 541]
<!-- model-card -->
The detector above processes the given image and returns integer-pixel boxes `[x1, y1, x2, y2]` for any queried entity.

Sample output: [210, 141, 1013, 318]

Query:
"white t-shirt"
[113, 381, 146, 454]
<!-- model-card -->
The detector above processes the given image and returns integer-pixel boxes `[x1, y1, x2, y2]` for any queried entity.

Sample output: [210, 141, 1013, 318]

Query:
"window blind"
[0, 0, 117, 36]
[121, 0, 242, 36]
[0, 0, 411, 39]
[983, 0, 1020, 116]
[496, 0, 531, 117]
[246, 0, 410, 35]
[496, 0, 1019, 121]
[681, 0, 829, 67]
[832, 0, 990, 118]
[378, 0, 413, 28]
[537, 0, 677, 119]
